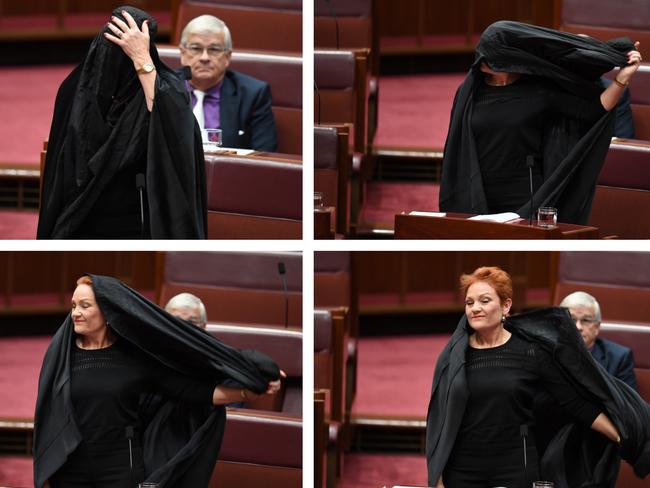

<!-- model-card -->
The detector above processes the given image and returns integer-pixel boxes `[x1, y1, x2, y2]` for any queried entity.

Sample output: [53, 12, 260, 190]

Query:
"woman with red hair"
[426, 266, 649, 487]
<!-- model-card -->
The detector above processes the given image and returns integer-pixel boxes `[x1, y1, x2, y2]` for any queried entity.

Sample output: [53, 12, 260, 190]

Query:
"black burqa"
[439, 21, 635, 224]
[37, 6, 207, 239]
[425, 307, 650, 487]
[33, 274, 280, 488]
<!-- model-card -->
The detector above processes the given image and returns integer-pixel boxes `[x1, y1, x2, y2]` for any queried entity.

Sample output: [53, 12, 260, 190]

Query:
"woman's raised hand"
[104, 10, 151, 66]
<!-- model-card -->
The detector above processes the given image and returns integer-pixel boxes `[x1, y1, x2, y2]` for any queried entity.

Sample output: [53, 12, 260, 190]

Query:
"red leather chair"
[157, 251, 303, 328]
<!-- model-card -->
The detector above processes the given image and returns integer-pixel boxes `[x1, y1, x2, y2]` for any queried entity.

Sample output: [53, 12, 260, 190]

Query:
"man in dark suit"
[560, 291, 637, 390]
[179, 15, 278, 151]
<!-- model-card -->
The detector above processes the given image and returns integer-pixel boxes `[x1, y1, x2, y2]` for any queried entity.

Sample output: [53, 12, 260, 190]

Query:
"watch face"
[144, 63, 155, 72]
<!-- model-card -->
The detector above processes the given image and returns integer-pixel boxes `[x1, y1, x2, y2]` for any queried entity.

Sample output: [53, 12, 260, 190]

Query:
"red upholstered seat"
[206, 323, 302, 413]
[212, 409, 302, 488]
[172, 0, 302, 53]
[158, 251, 302, 328]
[590, 140, 650, 238]
[315, 125, 352, 236]
[204, 155, 302, 239]
[552, 251, 650, 324]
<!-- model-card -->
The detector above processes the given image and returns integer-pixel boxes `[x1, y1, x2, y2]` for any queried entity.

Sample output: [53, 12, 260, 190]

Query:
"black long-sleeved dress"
[471, 76, 605, 214]
[49, 339, 215, 487]
[444, 333, 600, 486]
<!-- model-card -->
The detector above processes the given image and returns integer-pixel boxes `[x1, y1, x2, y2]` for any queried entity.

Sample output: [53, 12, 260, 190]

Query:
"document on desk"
[408, 211, 447, 218]
[468, 212, 521, 223]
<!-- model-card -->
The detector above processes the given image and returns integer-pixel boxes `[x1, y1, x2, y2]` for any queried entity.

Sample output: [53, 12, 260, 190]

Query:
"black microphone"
[526, 155, 535, 226]
[135, 173, 146, 239]
[314, 80, 321, 125]
[324, 0, 340, 50]
[278, 262, 289, 328]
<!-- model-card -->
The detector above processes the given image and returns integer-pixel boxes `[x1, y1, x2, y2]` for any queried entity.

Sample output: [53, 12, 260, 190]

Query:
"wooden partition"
[353, 251, 554, 314]
[376, 0, 557, 55]
[0, 251, 156, 314]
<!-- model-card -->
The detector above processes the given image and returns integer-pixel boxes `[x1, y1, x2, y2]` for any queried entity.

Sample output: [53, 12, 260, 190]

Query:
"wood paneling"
[0, 0, 171, 15]
[0, 252, 156, 310]
[376, 0, 557, 45]
[354, 251, 553, 311]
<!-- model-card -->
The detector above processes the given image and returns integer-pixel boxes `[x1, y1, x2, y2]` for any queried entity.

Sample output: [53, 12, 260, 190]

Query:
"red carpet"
[0, 337, 50, 419]
[352, 334, 451, 419]
[0, 456, 33, 488]
[0, 65, 75, 166]
[0, 210, 38, 239]
[359, 182, 439, 227]
[341, 453, 427, 488]
[374, 73, 465, 149]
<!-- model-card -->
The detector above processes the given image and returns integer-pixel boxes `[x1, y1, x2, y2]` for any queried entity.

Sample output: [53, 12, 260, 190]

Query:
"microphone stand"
[526, 155, 535, 226]
[278, 262, 289, 328]
[136, 173, 146, 239]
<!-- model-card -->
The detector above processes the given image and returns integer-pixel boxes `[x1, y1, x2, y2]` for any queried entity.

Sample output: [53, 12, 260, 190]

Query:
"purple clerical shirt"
[186, 80, 222, 130]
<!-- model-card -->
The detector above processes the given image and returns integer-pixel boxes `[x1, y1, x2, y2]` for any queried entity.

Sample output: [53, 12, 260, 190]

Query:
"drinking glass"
[536, 207, 557, 228]
[202, 128, 223, 152]
[314, 191, 324, 209]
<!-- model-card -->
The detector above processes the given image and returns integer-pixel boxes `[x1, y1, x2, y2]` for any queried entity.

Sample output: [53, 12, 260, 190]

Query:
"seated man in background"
[560, 291, 637, 390]
[165, 292, 245, 406]
[165, 292, 207, 329]
[179, 14, 278, 151]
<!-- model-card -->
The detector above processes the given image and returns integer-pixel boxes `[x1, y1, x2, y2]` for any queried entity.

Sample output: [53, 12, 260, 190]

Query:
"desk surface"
[395, 212, 599, 239]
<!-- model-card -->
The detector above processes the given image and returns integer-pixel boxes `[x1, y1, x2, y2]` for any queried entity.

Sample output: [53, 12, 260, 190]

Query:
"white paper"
[408, 211, 447, 218]
[468, 212, 521, 223]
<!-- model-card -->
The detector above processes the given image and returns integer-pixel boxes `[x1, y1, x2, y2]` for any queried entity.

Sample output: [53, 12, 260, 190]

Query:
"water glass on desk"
[537, 207, 557, 228]
[314, 191, 324, 209]
[202, 128, 223, 152]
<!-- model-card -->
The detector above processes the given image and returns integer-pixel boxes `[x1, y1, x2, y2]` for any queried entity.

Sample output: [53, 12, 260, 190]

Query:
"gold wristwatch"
[136, 62, 155, 75]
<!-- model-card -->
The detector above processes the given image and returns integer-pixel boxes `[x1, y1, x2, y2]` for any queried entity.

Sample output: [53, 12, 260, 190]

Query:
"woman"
[34, 274, 285, 487]
[426, 266, 650, 488]
[439, 21, 642, 224]
[37, 6, 206, 239]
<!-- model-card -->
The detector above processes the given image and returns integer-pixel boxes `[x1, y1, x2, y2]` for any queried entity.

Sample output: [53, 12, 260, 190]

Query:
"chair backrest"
[314, 125, 352, 235]
[204, 155, 302, 239]
[560, 0, 650, 53]
[589, 140, 650, 238]
[314, 0, 377, 75]
[158, 251, 302, 328]
[207, 324, 302, 413]
[314, 49, 370, 154]
[314, 251, 351, 310]
[212, 409, 302, 488]
[599, 323, 650, 403]
[173, 0, 302, 53]
[552, 251, 650, 324]
[157, 47, 302, 155]
[313, 308, 347, 423]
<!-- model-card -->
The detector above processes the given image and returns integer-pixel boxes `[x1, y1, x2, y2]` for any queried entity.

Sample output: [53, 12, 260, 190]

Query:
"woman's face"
[480, 61, 499, 75]
[465, 281, 511, 331]
[71, 284, 107, 337]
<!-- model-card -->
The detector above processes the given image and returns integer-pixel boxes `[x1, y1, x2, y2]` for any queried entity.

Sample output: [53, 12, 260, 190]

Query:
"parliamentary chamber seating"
[314, 124, 352, 236]
[157, 250, 303, 488]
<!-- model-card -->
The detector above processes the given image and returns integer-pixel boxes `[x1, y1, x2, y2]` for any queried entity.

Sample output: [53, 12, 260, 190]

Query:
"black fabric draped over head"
[425, 307, 650, 487]
[37, 6, 207, 239]
[33, 274, 280, 487]
[439, 21, 634, 224]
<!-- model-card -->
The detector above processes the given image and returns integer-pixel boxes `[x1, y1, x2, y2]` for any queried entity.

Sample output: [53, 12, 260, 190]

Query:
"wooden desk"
[395, 213, 599, 239]
[314, 207, 335, 239]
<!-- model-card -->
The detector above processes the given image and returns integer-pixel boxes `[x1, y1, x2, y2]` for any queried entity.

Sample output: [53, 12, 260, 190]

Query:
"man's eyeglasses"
[572, 316, 598, 326]
[184, 44, 228, 57]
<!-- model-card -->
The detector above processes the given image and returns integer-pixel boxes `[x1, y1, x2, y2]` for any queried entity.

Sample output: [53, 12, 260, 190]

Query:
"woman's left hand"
[104, 10, 152, 67]
[617, 41, 642, 84]
[265, 369, 287, 395]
